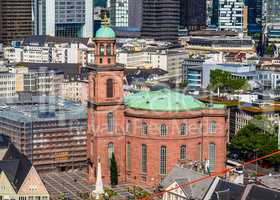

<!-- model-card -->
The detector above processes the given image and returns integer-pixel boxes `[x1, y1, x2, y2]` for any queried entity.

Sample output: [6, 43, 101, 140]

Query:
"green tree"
[179, 80, 187, 89]
[110, 153, 118, 186]
[230, 116, 280, 169]
[210, 69, 248, 92]
[266, 43, 274, 56]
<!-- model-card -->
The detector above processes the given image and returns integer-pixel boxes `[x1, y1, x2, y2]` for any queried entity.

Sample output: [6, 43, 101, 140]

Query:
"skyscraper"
[263, 0, 280, 26]
[128, 0, 143, 29]
[0, 0, 33, 45]
[244, 0, 262, 33]
[180, 0, 206, 31]
[33, 0, 94, 38]
[218, 0, 244, 32]
[141, 0, 180, 42]
[108, 0, 129, 27]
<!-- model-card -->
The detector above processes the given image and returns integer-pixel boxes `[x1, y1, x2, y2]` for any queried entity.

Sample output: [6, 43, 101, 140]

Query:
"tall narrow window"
[107, 112, 113, 132]
[209, 143, 216, 172]
[127, 142, 131, 171]
[126, 120, 132, 134]
[209, 121, 217, 133]
[108, 142, 114, 165]
[160, 124, 167, 136]
[100, 45, 105, 56]
[197, 120, 202, 134]
[180, 123, 187, 135]
[141, 144, 147, 173]
[160, 146, 167, 175]
[106, 79, 113, 98]
[197, 143, 202, 161]
[142, 122, 148, 135]
[106, 46, 111, 55]
[180, 145, 187, 160]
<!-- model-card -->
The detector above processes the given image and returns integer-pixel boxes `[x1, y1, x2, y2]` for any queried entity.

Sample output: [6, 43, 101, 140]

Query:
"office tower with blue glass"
[244, 0, 262, 33]
[33, 0, 94, 38]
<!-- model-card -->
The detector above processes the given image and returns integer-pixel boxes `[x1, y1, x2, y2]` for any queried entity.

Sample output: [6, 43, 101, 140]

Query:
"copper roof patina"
[125, 89, 224, 112]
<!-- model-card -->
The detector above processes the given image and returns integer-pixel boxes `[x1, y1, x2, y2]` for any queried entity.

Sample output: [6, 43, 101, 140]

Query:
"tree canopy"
[210, 69, 249, 92]
[230, 116, 280, 168]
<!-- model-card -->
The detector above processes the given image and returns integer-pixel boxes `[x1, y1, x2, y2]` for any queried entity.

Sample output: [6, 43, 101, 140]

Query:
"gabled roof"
[161, 165, 214, 199]
[0, 134, 32, 192]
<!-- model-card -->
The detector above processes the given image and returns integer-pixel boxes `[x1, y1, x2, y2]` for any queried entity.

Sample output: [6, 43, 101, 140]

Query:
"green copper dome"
[95, 25, 116, 39]
[125, 89, 210, 112]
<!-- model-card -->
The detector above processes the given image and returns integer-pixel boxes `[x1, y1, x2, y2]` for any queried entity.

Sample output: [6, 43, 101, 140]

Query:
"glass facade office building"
[263, 0, 280, 25]
[33, 0, 93, 38]
[108, 0, 129, 27]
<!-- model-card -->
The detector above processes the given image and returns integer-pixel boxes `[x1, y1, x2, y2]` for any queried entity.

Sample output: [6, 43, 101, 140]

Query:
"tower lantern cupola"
[94, 15, 117, 66]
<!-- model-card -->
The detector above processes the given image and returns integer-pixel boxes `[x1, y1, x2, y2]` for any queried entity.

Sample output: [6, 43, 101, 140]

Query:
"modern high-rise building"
[141, 0, 180, 42]
[108, 0, 129, 27]
[211, 0, 219, 26]
[218, 0, 244, 32]
[244, 0, 262, 33]
[0, 0, 33, 45]
[128, 0, 143, 29]
[263, 0, 280, 26]
[180, 0, 206, 31]
[33, 0, 94, 38]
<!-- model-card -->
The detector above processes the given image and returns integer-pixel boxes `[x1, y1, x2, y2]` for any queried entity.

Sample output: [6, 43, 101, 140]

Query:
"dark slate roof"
[161, 165, 214, 199]
[209, 179, 245, 200]
[125, 68, 168, 85]
[245, 185, 280, 200]
[0, 134, 10, 149]
[16, 62, 82, 80]
[0, 134, 32, 192]
[22, 35, 89, 46]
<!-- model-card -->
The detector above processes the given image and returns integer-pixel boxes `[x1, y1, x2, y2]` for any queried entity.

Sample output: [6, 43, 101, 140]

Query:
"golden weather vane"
[102, 12, 110, 26]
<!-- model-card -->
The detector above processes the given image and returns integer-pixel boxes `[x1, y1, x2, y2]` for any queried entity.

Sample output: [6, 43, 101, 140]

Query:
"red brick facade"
[87, 37, 227, 187]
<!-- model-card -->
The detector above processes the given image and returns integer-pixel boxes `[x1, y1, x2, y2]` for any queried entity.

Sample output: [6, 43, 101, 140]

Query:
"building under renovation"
[0, 94, 87, 173]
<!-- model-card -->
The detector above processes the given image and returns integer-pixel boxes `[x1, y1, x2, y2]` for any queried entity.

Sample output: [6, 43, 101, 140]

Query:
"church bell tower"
[87, 15, 126, 185]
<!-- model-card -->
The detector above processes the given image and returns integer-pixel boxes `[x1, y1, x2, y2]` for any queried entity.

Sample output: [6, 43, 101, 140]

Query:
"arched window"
[108, 142, 114, 165]
[107, 112, 113, 132]
[106, 45, 111, 55]
[100, 45, 105, 56]
[160, 124, 167, 136]
[142, 122, 148, 135]
[197, 143, 202, 161]
[160, 146, 167, 175]
[209, 121, 217, 133]
[180, 123, 187, 135]
[197, 120, 202, 134]
[126, 120, 132, 134]
[106, 79, 113, 98]
[126, 142, 131, 171]
[209, 143, 216, 172]
[180, 145, 187, 160]
[141, 144, 147, 173]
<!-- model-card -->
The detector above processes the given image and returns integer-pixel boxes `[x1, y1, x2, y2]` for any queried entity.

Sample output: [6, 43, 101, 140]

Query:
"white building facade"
[218, 0, 244, 32]
[33, 0, 94, 37]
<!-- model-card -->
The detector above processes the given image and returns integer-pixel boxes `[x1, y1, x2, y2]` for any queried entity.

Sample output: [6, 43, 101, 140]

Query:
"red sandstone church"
[87, 19, 228, 187]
